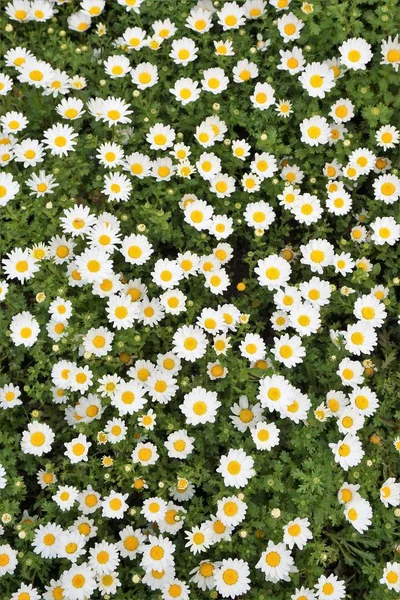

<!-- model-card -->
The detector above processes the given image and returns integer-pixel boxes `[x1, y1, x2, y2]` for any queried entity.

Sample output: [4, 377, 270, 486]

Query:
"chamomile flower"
[291, 588, 317, 600]
[186, 6, 213, 33]
[257, 374, 292, 412]
[300, 239, 335, 274]
[344, 322, 377, 356]
[122, 25, 147, 49]
[64, 434, 92, 464]
[216, 496, 247, 528]
[272, 334, 306, 368]
[380, 562, 400, 592]
[277, 12, 304, 42]
[339, 37, 372, 70]
[141, 534, 175, 573]
[101, 491, 129, 519]
[292, 193, 323, 224]
[124, 152, 152, 178]
[371, 216, 400, 246]
[326, 189, 352, 215]
[101, 96, 133, 126]
[217, 448, 255, 488]
[0, 172, 20, 206]
[300, 115, 330, 146]
[56, 97, 85, 120]
[299, 62, 335, 98]
[26, 170, 58, 197]
[201, 67, 229, 94]
[283, 517, 313, 549]
[330, 98, 355, 123]
[250, 82, 276, 109]
[152, 259, 183, 290]
[180, 386, 220, 425]
[255, 255, 292, 289]
[14, 138, 45, 168]
[329, 434, 364, 471]
[111, 380, 147, 415]
[289, 302, 321, 336]
[43, 123, 78, 157]
[256, 540, 297, 583]
[10, 311, 40, 347]
[251, 421, 280, 450]
[230, 395, 263, 432]
[170, 78, 201, 107]
[214, 558, 251, 599]
[380, 478, 400, 508]
[376, 124, 399, 149]
[239, 332, 266, 361]
[189, 560, 217, 591]
[277, 46, 305, 74]
[53, 485, 80, 511]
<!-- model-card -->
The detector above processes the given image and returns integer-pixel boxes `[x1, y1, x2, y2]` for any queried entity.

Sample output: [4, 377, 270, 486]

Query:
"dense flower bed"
[0, 0, 400, 599]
